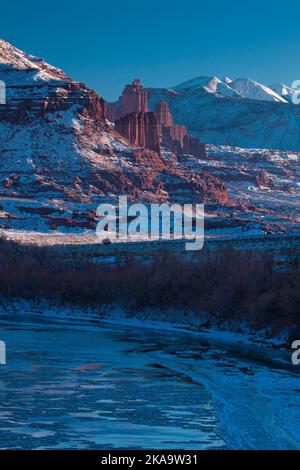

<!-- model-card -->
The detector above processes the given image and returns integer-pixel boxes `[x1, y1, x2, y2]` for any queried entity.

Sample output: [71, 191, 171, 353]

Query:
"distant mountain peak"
[172, 74, 292, 104]
[223, 76, 233, 84]
[269, 82, 295, 102]
[230, 78, 288, 103]
[174, 75, 240, 97]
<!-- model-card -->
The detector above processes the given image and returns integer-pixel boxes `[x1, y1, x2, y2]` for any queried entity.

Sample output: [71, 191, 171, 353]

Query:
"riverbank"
[0, 236, 299, 349]
[0, 299, 293, 355]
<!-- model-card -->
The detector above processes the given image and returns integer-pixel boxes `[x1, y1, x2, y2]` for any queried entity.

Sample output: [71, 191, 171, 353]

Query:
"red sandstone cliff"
[107, 79, 148, 122]
[155, 101, 207, 159]
[109, 80, 161, 153]
[155, 100, 173, 128]
[121, 79, 148, 115]
[114, 111, 160, 153]
[0, 39, 229, 219]
[108, 83, 207, 159]
[182, 134, 206, 159]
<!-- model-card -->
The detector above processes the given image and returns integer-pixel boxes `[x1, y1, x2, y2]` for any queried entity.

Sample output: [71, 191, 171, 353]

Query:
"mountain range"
[147, 76, 300, 151]
[173, 75, 294, 103]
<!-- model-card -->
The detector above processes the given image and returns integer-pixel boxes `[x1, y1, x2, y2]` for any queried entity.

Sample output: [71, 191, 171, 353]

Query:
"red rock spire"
[121, 79, 149, 116]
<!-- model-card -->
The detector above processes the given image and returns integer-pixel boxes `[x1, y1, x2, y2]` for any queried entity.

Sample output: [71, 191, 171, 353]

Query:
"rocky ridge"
[0, 39, 228, 233]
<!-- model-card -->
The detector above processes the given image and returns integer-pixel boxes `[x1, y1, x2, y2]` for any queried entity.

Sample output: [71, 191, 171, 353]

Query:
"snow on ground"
[1, 143, 300, 241]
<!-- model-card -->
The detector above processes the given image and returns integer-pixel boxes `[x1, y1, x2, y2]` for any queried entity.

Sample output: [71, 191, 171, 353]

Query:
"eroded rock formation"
[183, 134, 206, 158]
[155, 101, 206, 159]
[107, 79, 148, 122]
[155, 100, 174, 128]
[115, 111, 160, 153]
[121, 78, 148, 115]
[0, 70, 107, 125]
[109, 82, 207, 159]
[110, 80, 160, 153]
[0, 40, 228, 215]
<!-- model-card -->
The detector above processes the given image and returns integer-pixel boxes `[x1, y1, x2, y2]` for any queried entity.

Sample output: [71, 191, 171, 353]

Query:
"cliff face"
[121, 78, 148, 115]
[155, 100, 173, 127]
[155, 100, 206, 159]
[15, 84, 107, 124]
[0, 40, 107, 125]
[107, 78, 148, 122]
[109, 83, 207, 159]
[109, 79, 161, 153]
[183, 134, 206, 158]
[115, 111, 160, 153]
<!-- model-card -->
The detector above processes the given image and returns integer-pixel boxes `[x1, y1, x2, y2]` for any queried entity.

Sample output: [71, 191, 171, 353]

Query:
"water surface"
[0, 317, 299, 450]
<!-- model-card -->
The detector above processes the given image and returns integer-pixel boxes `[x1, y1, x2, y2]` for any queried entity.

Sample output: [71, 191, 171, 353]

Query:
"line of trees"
[0, 237, 299, 341]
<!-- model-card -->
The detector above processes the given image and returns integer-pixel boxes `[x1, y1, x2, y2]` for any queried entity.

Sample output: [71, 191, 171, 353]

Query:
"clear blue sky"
[1, 0, 299, 101]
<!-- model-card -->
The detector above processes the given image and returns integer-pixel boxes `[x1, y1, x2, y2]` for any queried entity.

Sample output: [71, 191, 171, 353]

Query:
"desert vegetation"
[0, 237, 299, 342]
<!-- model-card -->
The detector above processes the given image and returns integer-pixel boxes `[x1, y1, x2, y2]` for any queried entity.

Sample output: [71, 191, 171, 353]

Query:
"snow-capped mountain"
[223, 77, 233, 85]
[173, 75, 291, 104]
[174, 76, 240, 97]
[269, 83, 296, 103]
[147, 75, 300, 151]
[229, 78, 288, 103]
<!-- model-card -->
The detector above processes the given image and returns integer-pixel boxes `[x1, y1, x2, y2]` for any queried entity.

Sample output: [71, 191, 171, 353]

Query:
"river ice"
[0, 317, 299, 450]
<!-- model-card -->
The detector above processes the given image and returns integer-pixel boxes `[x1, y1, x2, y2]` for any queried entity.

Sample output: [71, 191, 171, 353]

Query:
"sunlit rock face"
[121, 78, 149, 115]
[107, 80, 161, 153]
[155, 100, 174, 128]
[108, 82, 207, 159]
[107, 79, 148, 122]
[115, 111, 160, 153]
[0, 38, 228, 233]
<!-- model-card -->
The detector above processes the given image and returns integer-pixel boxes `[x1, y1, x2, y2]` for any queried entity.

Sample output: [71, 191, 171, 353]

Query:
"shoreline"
[0, 300, 293, 364]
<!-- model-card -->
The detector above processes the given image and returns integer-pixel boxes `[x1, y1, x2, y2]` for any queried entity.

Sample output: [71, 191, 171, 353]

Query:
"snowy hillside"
[0, 38, 69, 82]
[269, 83, 296, 103]
[174, 76, 240, 97]
[0, 39, 228, 234]
[230, 78, 287, 103]
[148, 83, 300, 151]
[173, 74, 293, 104]
[1, 39, 300, 241]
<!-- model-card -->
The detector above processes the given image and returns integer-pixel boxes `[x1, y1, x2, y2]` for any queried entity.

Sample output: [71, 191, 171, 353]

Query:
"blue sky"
[1, 0, 299, 100]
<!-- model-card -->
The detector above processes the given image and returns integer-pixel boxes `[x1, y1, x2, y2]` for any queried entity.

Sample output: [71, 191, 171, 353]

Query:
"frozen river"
[0, 317, 299, 450]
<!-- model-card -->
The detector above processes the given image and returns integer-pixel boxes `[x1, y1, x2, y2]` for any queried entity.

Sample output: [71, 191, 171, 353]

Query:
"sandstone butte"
[108, 79, 207, 158]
